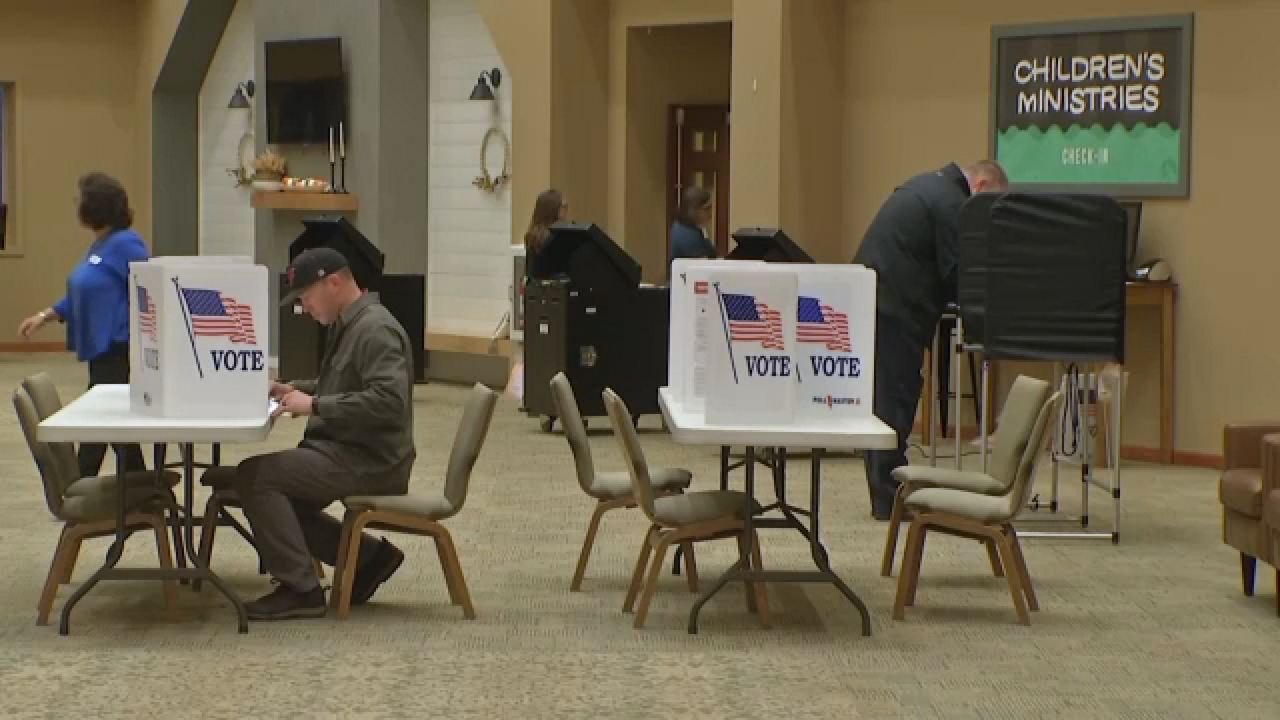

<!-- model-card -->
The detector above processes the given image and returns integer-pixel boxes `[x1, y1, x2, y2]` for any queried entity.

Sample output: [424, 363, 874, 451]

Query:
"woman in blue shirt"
[668, 186, 716, 281]
[17, 173, 149, 477]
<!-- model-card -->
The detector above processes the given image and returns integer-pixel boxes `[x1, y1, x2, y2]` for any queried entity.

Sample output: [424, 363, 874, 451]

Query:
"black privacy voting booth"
[523, 223, 668, 431]
[277, 217, 426, 383]
[726, 227, 814, 263]
[957, 192, 1127, 541]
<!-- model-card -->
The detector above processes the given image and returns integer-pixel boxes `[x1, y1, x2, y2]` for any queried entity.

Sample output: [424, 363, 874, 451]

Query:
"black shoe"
[245, 583, 327, 621]
[351, 539, 405, 606]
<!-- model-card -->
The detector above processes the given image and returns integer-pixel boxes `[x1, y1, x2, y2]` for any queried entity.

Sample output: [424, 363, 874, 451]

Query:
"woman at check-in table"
[668, 186, 716, 281]
[524, 188, 569, 279]
[16, 172, 149, 477]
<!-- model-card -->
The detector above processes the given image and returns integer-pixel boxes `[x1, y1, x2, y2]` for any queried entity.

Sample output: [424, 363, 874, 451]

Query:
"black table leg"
[182, 443, 247, 633]
[689, 446, 756, 634]
[808, 449, 871, 636]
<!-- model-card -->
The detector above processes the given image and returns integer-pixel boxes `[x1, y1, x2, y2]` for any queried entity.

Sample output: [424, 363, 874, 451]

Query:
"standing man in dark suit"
[853, 160, 1008, 520]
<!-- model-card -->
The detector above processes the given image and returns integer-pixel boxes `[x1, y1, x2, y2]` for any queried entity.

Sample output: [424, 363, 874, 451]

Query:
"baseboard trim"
[913, 421, 1221, 469]
[0, 342, 66, 353]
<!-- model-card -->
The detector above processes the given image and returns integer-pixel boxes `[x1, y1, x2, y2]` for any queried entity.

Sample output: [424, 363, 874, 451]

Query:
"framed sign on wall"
[990, 14, 1194, 197]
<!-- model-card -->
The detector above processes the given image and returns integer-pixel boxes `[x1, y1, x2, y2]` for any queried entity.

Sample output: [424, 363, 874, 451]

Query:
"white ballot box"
[668, 262, 877, 427]
[703, 266, 798, 426]
[129, 256, 270, 418]
[794, 265, 876, 421]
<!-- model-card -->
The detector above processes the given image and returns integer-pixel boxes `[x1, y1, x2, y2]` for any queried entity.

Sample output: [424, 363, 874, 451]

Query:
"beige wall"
[622, 23, 732, 282]
[844, 0, 1279, 455]
[726, 0, 784, 230]
[0, 0, 145, 340]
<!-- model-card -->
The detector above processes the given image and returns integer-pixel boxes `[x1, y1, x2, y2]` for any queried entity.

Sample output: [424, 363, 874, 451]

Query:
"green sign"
[990, 14, 1194, 197]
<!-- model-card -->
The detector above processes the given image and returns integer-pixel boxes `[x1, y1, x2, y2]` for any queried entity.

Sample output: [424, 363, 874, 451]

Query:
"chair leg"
[58, 520, 84, 584]
[1241, 553, 1257, 597]
[893, 520, 925, 621]
[985, 539, 1005, 578]
[431, 534, 463, 606]
[1275, 569, 1279, 617]
[995, 533, 1031, 625]
[38, 525, 82, 626]
[193, 496, 222, 592]
[905, 522, 929, 607]
[433, 526, 476, 620]
[633, 536, 673, 629]
[329, 508, 357, 611]
[571, 501, 611, 592]
[681, 542, 698, 592]
[1004, 525, 1038, 612]
[749, 529, 770, 629]
[623, 525, 657, 613]
[335, 513, 368, 619]
[880, 484, 908, 577]
[150, 515, 178, 617]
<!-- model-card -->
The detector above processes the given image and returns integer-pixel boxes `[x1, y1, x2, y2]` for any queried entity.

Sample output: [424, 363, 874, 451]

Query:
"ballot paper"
[268, 398, 281, 417]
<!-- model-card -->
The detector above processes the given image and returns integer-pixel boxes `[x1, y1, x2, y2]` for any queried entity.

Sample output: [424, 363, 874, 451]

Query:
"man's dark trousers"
[863, 312, 927, 518]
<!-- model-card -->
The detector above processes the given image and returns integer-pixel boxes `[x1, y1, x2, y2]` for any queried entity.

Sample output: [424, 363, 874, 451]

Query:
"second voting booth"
[668, 258, 877, 427]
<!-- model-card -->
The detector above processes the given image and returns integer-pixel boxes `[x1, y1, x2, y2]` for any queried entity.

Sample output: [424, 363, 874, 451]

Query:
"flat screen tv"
[264, 37, 346, 145]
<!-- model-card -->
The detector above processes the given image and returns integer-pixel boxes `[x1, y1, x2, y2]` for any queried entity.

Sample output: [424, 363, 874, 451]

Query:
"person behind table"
[852, 160, 1009, 520]
[524, 188, 569, 279]
[234, 247, 415, 620]
[16, 172, 148, 478]
[668, 186, 715, 280]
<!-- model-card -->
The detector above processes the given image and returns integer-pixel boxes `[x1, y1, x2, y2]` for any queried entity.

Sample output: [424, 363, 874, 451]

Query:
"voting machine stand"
[952, 193, 1128, 543]
[523, 223, 669, 432]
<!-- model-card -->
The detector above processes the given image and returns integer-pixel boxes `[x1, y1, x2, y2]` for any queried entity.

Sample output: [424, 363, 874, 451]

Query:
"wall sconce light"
[469, 68, 501, 101]
[227, 80, 255, 109]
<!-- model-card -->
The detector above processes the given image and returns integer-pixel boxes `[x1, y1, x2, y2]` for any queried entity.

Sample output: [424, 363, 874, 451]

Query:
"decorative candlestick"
[327, 126, 337, 193]
[338, 122, 347, 193]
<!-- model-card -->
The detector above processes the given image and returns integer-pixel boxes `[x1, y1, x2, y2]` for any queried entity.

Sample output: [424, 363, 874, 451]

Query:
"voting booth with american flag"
[673, 262, 876, 427]
[128, 256, 269, 418]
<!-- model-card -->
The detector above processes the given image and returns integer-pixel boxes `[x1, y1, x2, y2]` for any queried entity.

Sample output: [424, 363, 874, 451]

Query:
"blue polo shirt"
[51, 229, 148, 361]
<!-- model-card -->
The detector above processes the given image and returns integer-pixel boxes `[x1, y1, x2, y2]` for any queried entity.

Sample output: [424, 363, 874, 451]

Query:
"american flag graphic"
[722, 293, 785, 350]
[796, 296, 851, 352]
[136, 286, 157, 341]
[180, 287, 257, 345]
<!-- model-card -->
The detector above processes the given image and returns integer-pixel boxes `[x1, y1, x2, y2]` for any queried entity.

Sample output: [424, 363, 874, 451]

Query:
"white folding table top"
[658, 387, 897, 449]
[38, 384, 273, 444]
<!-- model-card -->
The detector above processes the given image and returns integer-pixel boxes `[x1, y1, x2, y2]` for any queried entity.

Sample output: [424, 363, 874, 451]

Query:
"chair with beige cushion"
[330, 383, 499, 620]
[882, 375, 1053, 577]
[550, 372, 694, 591]
[13, 385, 179, 626]
[1220, 422, 1280, 604]
[892, 383, 1061, 626]
[602, 388, 768, 629]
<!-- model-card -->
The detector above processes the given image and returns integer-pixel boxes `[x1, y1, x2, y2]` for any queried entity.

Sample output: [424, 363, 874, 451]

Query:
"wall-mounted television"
[264, 37, 346, 145]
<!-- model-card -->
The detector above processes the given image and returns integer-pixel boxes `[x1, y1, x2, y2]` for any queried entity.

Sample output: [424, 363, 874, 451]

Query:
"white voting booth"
[668, 259, 877, 426]
[128, 255, 270, 418]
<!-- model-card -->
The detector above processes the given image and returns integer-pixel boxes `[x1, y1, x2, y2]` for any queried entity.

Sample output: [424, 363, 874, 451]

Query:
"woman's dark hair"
[524, 188, 564, 257]
[677, 186, 711, 226]
[77, 172, 133, 231]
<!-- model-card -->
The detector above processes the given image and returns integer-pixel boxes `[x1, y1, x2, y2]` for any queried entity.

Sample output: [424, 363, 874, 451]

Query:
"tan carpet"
[0, 352, 1276, 719]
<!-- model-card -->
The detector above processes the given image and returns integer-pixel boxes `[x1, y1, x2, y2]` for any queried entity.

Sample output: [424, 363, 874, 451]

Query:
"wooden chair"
[13, 385, 178, 625]
[549, 372, 695, 592]
[892, 385, 1062, 626]
[602, 388, 768, 629]
[330, 383, 499, 620]
[882, 375, 1053, 576]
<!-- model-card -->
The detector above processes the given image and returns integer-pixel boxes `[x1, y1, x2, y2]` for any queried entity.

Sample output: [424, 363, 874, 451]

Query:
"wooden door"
[666, 104, 730, 257]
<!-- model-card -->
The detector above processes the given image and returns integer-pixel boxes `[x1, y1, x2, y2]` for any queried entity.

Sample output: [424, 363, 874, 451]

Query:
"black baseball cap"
[280, 247, 350, 306]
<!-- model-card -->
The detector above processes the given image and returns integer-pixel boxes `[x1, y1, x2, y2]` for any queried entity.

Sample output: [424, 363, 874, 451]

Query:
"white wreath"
[473, 126, 511, 193]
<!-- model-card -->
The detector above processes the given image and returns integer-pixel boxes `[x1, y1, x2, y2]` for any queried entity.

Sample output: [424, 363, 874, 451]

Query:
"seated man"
[236, 247, 416, 620]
